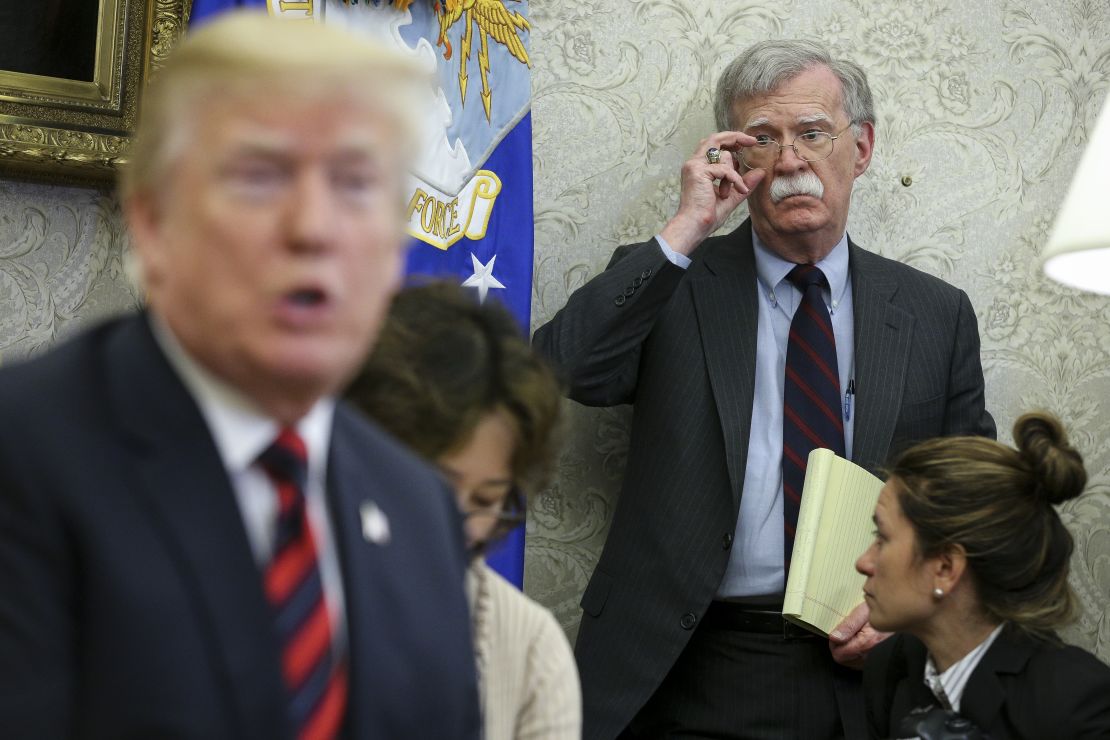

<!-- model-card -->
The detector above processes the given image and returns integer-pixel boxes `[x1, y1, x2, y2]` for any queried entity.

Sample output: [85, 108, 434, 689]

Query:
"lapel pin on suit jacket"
[360, 501, 391, 546]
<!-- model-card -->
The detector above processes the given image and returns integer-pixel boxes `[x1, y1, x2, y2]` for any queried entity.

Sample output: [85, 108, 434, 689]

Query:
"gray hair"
[714, 39, 875, 135]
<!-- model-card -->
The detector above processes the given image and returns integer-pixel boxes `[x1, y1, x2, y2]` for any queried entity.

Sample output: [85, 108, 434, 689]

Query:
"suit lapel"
[690, 231, 917, 496]
[961, 630, 1034, 733]
[324, 415, 376, 738]
[107, 315, 288, 739]
[691, 223, 759, 510]
[849, 243, 915, 471]
[888, 637, 941, 734]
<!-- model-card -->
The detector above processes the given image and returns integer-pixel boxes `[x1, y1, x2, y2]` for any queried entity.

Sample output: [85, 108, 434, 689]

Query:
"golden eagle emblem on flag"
[434, 0, 530, 121]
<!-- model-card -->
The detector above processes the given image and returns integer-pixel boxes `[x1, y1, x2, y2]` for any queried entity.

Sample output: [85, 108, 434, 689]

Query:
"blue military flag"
[328, 1, 534, 588]
[329, 1, 533, 587]
[188, 1, 534, 588]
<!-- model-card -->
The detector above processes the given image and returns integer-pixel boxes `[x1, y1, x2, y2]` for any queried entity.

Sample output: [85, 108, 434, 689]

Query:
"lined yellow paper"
[783, 449, 884, 636]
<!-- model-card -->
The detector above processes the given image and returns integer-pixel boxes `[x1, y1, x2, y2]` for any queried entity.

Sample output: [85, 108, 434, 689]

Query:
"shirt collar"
[148, 314, 335, 477]
[923, 622, 1006, 710]
[752, 228, 850, 303]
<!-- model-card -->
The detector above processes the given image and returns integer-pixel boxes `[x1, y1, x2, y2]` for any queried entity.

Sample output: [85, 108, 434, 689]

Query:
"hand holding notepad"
[782, 449, 884, 636]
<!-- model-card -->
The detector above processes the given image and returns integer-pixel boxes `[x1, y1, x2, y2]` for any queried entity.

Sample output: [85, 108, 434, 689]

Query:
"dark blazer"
[0, 313, 480, 740]
[865, 629, 1110, 739]
[532, 222, 996, 740]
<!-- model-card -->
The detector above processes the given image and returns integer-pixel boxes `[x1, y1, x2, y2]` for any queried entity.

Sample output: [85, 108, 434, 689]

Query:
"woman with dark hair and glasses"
[346, 281, 580, 740]
[857, 412, 1110, 739]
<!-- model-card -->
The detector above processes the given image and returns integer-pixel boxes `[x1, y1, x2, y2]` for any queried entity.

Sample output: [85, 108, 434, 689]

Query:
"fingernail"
[830, 631, 844, 640]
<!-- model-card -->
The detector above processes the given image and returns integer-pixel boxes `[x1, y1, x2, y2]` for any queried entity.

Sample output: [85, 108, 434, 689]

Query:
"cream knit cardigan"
[467, 561, 582, 739]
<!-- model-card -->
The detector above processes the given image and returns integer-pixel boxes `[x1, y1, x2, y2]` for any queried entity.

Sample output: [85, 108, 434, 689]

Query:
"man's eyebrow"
[797, 113, 831, 125]
[228, 146, 284, 158]
[225, 132, 294, 153]
[743, 116, 771, 129]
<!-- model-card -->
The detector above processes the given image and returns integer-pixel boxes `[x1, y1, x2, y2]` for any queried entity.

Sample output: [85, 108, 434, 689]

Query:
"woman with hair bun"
[857, 412, 1110, 739]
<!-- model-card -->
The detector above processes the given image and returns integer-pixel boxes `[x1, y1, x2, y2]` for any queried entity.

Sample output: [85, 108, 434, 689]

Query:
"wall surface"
[0, 0, 1108, 663]
[525, 0, 1110, 662]
[0, 179, 136, 365]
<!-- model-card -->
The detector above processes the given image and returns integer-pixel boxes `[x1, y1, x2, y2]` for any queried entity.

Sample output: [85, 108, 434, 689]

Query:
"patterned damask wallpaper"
[525, 0, 1110, 662]
[0, 180, 137, 365]
[0, 0, 1107, 663]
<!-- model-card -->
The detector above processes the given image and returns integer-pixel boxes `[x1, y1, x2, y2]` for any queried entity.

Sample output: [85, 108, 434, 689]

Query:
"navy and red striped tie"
[782, 265, 845, 568]
[258, 428, 347, 740]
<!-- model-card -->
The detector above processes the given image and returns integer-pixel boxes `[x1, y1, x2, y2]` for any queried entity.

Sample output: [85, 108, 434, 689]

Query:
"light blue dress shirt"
[657, 230, 856, 598]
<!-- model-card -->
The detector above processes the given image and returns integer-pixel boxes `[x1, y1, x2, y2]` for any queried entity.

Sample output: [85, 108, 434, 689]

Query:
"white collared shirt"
[924, 624, 1005, 712]
[150, 316, 348, 651]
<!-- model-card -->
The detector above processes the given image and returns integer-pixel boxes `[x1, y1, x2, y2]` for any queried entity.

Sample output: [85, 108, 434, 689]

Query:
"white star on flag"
[461, 253, 507, 303]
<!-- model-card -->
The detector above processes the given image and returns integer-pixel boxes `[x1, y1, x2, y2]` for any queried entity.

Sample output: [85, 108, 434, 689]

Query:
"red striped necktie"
[257, 428, 347, 740]
[782, 265, 845, 569]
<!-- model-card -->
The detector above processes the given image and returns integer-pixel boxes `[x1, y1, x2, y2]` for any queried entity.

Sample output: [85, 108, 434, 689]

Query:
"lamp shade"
[1042, 92, 1110, 294]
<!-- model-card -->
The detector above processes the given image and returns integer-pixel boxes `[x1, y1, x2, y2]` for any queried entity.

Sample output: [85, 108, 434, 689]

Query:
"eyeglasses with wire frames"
[462, 484, 526, 556]
[739, 124, 855, 170]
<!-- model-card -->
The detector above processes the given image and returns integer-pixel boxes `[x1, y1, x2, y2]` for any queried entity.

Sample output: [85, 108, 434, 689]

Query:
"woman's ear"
[931, 543, 969, 596]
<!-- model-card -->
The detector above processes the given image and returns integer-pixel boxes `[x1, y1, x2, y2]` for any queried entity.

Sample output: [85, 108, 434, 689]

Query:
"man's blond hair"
[119, 11, 426, 201]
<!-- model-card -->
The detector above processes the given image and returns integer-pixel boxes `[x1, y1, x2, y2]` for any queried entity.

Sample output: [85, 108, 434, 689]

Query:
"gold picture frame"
[0, 0, 190, 184]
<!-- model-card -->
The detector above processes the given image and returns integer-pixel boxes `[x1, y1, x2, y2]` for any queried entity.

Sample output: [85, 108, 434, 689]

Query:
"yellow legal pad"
[782, 449, 884, 636]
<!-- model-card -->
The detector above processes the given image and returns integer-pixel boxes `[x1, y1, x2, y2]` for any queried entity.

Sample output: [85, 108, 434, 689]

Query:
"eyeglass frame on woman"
[462, 484, 526, 544]
[738, 123, 855, 170]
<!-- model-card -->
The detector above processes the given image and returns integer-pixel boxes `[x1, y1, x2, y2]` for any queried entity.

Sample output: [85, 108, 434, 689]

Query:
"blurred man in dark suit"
[534, 39, 995, 739]
[0, 13, 478, 740]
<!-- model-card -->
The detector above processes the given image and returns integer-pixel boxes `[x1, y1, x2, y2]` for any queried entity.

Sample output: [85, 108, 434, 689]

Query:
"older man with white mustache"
[770, 171, 825, 202]
[534, 38, 996, 740]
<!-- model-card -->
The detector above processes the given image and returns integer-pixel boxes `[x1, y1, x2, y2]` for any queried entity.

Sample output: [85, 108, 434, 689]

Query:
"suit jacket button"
[614, 295, 626, 307]
[722, 533, 733, 550]
[642, 268, 652, 279]
[680, 613, 697, 630]
[624, 286, 635, 297]
[633, 276, 643, 287]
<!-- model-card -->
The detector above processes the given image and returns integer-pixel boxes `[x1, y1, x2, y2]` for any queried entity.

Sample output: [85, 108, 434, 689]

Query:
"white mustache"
[769, 172, 824, 203]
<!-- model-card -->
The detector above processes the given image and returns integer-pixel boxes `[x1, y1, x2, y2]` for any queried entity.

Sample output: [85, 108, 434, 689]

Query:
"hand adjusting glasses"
[739, 124, 854, 170]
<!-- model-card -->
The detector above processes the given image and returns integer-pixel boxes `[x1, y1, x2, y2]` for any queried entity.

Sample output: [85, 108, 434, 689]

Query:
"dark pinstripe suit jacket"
[532, 221, 996, 740]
